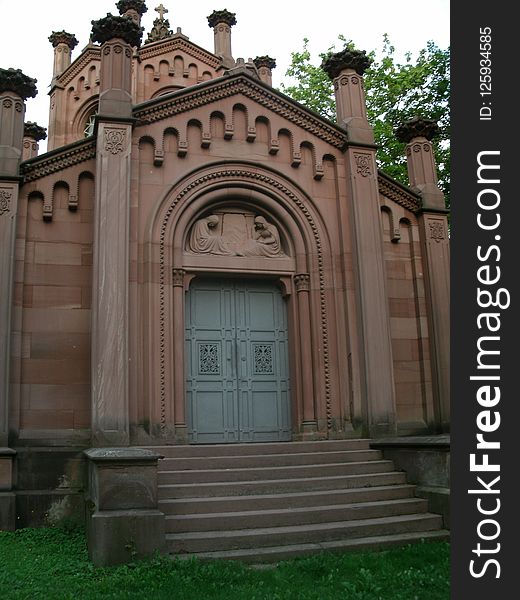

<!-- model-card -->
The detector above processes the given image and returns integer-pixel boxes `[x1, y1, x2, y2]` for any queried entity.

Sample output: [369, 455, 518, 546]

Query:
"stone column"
[116, 0, 148, 25]
[207, 9, 236, 68]
[172, 269, 187, 442]
[47, 31, 78, 151]
[396, 118, 450, 431]
[84, 448, 165, 566]
[90, 15, 142, 446]
[254, 56, 276, 86]
[22, 122, 47, 161]
[294, 274, 317, 433]
[0, 69, 37, 448]
[323, 50, 396, 437]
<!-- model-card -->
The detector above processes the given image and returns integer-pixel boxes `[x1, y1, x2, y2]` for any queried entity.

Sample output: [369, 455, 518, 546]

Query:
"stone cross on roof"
[155, 3, 168, 20]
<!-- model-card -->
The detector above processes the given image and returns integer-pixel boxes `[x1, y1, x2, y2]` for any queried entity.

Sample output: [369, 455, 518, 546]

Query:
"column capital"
[172, 268, 186, 287]
[48, 30, 79, 50]
[0, 68, 37, 100]
[207, 9, 237, 28]
[395, 116, 439, 143]
[294, 273, 310, 292]
[23, 121, 47, 142]
[321, 48, 372, 79]
[91, 13, 144, 47]
[116, 0, 148, 17]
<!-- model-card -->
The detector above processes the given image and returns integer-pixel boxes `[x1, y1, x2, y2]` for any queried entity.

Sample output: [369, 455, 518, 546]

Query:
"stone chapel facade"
[0, 1, 449, 539]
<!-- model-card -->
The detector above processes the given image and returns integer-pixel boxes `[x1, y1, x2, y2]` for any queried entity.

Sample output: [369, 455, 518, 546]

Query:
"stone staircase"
[153, 439, 449, 562]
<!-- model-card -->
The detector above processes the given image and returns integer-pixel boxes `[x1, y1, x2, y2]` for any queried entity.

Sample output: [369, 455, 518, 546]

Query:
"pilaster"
[90, 15, 142, 446]
[22, 121, 47, 161]
[323, 50, 396, 437]
[0, 68, 37, 447]
[396, 117, 450, 430]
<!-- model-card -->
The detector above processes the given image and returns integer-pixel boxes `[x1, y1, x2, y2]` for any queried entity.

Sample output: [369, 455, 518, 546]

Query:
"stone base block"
[0, 492, 16, 531]
[87, 509, 165, 566]
[416, 486, 450, 529]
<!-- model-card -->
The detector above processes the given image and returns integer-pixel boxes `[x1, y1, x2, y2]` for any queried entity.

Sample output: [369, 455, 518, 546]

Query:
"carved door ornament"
[187, 211, 285, 257]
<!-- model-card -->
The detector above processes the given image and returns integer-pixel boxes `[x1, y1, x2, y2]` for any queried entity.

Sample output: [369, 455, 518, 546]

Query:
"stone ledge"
[84, 447, 164, 463]
[370, 434, 450, 449]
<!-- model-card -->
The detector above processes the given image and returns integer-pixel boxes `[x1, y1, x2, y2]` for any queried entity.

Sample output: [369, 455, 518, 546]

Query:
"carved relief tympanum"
[187, 211, 285, 257]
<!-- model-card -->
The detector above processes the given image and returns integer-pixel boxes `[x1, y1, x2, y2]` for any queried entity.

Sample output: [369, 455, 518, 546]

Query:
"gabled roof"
[55, 46, 101, 88]
[139, 33, 221, 70]
[133, 70, 348, 150]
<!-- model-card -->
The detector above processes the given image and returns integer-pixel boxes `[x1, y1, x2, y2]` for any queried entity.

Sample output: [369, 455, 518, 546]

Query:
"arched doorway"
[185, 277, 291, 443]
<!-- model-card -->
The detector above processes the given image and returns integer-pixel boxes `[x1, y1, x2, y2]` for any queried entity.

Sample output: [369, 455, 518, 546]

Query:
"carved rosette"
[104, 128, 126, 154]
[48, 30, 79, 49]
[0, 189, 13, 216]
[354, 153, 372, 177]
[172, 268, 186, 287]
[207, 9, 237, 28]
[294, 273, 310, 292]
[395, 117, 439, 143]
[335, 72, 363, 90]
[91, 14, 144, 47]
[429, 221, 446, 243]
[0, 68, 37, 100]
[321, 48, 372, 79]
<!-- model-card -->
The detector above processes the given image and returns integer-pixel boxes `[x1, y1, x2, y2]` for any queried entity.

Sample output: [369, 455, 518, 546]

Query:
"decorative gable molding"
[139, 36, 220, 69]
[56, 46, 101, 87]
[20, 139, 96, 182]
[378, 171, 421, 213]
[134, 75, 348, 150]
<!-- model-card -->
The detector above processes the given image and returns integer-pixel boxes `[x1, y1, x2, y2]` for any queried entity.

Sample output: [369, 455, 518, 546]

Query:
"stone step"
[165, 497, 429, 533]
[159, 484, 416, 514]
[142, 439, 371, 458]
[166, 513, 444, 553]
[158, 449, 382, 471]
[158, 460, 395, 484]
[158, 471, 408, 498]
[185, 530, 450, 563]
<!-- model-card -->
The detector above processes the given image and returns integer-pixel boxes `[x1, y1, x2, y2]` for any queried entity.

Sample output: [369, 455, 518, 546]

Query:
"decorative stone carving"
[395, 116, 439, 143]
[321, 48, 372, 79]
[0, 68, 37, 100]
[24, 121, 47, 141]
[104, 128, 126, 154]
[429, 221, 445, 242]
[187, 213, 285, 257]
[48, 31, 79, 49]
[207, 9, 237, 28]
[0, 190, 12, 215]
[171, 268, 185, 287]
[294, 273, 310, 292]
[354, 153, 372, 177]
[116, 0, 148, 16]
[253, 56, 276, 70]
[145, 4, 174, 43]
[91, 14, 144, 47]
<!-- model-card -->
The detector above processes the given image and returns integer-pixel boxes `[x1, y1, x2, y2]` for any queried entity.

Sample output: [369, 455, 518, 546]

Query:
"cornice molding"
[134, 75, 348, 150]
[378, 171, 421, 213]
[139, 36, 220, 69]
[20, 139, 96, 182]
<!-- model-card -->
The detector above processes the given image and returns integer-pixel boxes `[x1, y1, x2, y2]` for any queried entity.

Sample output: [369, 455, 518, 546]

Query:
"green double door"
[186, 278, 291, 443]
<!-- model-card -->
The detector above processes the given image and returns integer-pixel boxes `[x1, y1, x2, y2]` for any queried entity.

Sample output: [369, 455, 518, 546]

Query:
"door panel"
[186, 279, 291, 443]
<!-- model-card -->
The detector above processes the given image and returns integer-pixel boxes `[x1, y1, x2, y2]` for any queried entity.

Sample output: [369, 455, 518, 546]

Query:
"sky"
[0, 0, 449, 152]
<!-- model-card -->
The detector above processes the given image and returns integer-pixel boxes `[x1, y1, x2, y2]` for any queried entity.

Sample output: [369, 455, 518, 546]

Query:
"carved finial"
[395, 117, 440, 143]
[145, 4, 174, 43]
[48, 30, 79, 49]
[0, 68, 37, 100]
[91, 13, 144, 47]
[116, 0, 148, 16]
[321, 47, 372, 79]
[254, 56, 276, 70]
[207, 9, 237, 28]
[24, 122, 47, 141]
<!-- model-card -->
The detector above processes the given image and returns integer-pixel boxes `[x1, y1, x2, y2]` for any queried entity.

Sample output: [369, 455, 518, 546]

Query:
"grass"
[0, 527, 449, 600]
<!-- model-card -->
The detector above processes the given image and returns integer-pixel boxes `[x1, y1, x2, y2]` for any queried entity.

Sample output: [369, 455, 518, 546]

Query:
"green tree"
[280, 36, 450, 207]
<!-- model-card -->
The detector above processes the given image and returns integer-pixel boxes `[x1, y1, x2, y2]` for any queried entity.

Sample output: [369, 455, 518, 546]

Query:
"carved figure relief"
[187, 211, 285, 257]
